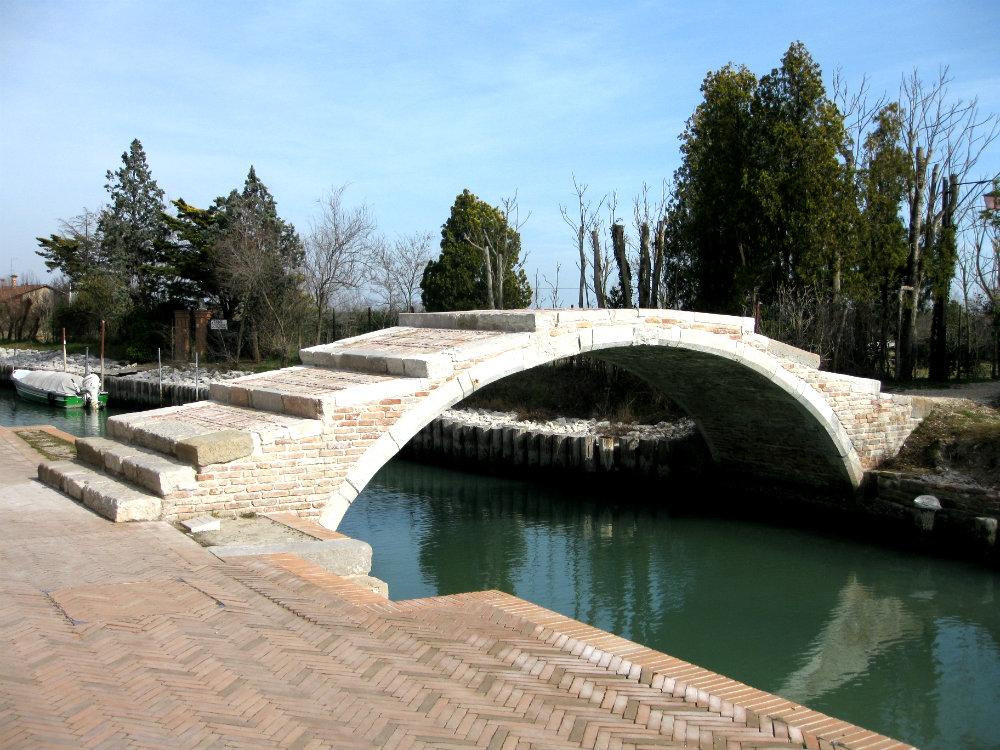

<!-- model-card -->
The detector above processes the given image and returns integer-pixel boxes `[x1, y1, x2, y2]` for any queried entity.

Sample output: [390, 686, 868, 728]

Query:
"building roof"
[0, 283, 68, 303]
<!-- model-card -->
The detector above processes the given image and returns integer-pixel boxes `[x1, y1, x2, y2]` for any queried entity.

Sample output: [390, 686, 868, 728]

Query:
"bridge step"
[75, 437, 197, 497]
[210, 366, 426, 419]
[107, 401, 323, 469]
[38, 459, 161, 522]
[300, 326, 527, 380]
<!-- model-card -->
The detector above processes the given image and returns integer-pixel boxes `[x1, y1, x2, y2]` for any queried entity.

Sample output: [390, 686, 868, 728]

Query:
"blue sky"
[2, 0, 998, 306]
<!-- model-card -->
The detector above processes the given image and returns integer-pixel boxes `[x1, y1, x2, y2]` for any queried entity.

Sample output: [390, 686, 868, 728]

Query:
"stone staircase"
[33, 328, 449, 524]
[33, 325, 515, 526]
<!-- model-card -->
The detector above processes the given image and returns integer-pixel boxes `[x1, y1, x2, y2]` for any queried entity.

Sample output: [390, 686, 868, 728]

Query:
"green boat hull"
[12, 371, 109, 410]
[14, 387, 108, 409]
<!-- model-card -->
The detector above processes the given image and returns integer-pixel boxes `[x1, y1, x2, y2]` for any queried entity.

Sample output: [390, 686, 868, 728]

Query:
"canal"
[3, 386, 998, 749]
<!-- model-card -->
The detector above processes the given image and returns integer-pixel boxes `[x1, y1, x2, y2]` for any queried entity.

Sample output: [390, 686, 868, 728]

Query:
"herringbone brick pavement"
[0, 426, 914, 749]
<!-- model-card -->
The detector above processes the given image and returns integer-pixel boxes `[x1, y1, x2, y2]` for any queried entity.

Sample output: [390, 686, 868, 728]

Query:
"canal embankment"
[0, 350, 239, 406]
[403, 407, 1000, 566]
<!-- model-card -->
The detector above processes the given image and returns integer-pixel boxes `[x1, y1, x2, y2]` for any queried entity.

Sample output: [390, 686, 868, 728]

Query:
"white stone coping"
[399, 308, 757, 334]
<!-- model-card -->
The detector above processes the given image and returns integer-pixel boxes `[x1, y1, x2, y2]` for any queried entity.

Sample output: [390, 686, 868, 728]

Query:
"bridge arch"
[44, 309, 919, 528]
[319, 312, 865, 529]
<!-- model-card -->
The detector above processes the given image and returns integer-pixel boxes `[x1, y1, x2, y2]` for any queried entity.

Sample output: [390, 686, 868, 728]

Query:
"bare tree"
[632, 183, 670, 308]
[215, 209, 302, 364]
[542, 263, 562, 308]
[304, 185, 376, 344]
[605, 191, 633, 308]
[463, 192, 529, 309]
[368, 231, 434, 313]
[897, 68, 1000, 379]
[560, 175, 605, 308]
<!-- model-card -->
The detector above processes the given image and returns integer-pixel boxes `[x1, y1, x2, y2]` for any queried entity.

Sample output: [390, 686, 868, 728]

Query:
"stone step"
[107, 401, 323, 469]
[210, 365, 426, 419]
[75, 437, 198, 497]
[299, 326, 528, 380]
[37, 460, 162, 522]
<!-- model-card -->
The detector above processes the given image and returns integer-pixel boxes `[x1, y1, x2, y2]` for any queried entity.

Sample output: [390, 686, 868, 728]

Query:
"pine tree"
[97, 139, 167, 306]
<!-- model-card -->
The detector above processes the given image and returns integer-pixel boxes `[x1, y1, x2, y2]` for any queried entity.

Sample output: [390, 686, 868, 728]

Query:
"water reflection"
[0, 385, 123, 437]
[341, 458, 1000, 749]
[778, 576, 921, 704]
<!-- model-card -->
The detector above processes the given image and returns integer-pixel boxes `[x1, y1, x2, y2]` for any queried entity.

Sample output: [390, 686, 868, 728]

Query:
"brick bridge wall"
[44, 309, 927, 530]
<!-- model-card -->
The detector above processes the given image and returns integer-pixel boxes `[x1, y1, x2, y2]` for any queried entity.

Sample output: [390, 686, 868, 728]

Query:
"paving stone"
[2, 424, 914, 750]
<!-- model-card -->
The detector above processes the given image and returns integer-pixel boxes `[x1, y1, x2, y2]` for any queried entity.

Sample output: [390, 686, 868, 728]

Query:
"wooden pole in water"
[100, 320, 105, 389]
[62, 328, 67, 372]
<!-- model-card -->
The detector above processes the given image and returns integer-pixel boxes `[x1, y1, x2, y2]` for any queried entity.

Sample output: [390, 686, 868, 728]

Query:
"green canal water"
[342, 460, 1000, 750]
[0, 383, 132, 437]
[3, 387, 998, 748]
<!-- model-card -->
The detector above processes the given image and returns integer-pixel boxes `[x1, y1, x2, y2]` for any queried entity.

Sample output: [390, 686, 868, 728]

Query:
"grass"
[884, 398, 1000, 489]
[13, 429, 76, 461]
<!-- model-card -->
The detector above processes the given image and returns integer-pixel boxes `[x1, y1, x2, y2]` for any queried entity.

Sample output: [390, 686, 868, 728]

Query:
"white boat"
[11, 369, 107, 409]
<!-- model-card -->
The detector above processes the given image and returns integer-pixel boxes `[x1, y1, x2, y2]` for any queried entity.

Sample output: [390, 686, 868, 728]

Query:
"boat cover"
[13, 370, 84, 396]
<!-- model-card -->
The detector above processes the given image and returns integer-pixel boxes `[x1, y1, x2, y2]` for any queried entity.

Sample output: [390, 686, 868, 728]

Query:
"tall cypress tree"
[421, 190, 531, 312]
[667, 64, 759, 313]
[751, 42, 851, 297]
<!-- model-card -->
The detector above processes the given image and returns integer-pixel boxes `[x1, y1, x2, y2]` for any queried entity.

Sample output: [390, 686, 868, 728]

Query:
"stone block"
[209, 537, 373, 576]
[182, 515, 221, 533]
[175, 430, 254, 468]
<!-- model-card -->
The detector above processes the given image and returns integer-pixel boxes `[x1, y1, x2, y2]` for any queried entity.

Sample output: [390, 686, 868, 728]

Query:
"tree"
[421, 189, 531, 312]
[35, 207, 105, 285]
[161, 197, 234, 309]
[214, 167, 304, 363]
[966, 183, 1000, 374]
[853, 103, 912, 373]
[560, 176, 604, 308]
[97, 139, 168, 307]
[369, 232, 434, 314]
[304, 185, 376, 343]
[897, 68, 1000, 380]
[751, 42, 852, 298]
[633, 184, 669, 308]
[666, 63, 759, 313]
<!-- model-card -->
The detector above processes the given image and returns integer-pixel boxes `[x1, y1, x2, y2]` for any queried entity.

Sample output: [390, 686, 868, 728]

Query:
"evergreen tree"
[161, 198, 229, 308]
[751, 42, 851, 297]
[855, 103, 911, 301]
[213, 167, 304, 362]
[667, 63, 758, 313]
[421, 190, 531, 312]
[97, 139, 168, 307]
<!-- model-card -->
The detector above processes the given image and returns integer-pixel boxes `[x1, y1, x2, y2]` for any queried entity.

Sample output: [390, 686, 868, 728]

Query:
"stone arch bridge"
[39, 309, 926, 530]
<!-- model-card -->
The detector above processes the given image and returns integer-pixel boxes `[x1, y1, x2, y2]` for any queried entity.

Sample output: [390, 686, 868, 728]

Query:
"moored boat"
[11, 369, 108, 409]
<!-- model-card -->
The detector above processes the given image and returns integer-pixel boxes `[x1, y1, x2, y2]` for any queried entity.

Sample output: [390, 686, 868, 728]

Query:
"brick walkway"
[0, 426, 915, 749]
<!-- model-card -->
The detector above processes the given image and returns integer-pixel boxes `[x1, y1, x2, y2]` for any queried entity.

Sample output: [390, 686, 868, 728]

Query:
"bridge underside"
[588, 346, 856, 491]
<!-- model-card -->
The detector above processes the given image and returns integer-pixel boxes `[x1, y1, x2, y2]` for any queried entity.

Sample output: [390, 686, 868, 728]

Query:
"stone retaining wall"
[861, 470, 999, 563]
[1, 363, 210, 406]
[401, 417, 708, 479]
[400, 413, 1000, 566]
